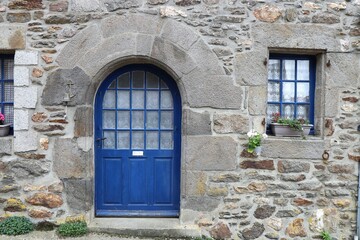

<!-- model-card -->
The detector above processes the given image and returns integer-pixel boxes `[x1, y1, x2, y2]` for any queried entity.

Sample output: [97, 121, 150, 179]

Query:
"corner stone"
[63, 179, 93, 212]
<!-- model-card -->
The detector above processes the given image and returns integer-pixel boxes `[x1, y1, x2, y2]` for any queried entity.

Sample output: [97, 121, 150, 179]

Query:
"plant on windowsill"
[247, 129, 268, 155]
[0, 112, 10, 137]
[270, 112, 313, 137]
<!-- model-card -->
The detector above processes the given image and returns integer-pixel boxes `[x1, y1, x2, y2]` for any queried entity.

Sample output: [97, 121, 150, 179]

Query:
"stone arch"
[53, 13, 243, 109]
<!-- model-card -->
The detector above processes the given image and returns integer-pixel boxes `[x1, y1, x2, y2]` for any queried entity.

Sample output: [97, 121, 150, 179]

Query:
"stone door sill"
[89, 218, 201, 239]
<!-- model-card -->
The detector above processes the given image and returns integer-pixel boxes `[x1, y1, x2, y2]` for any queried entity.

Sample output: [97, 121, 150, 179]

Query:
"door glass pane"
[132, 91, 144, 109]
[267, 82, 280, 102]
[109, 80, 116, 89]
[117, 111, 130, 129]
[282, 60, 295, 80]
[268, 59, 280, 80]
[161, 91, 173, 109]
[297, 105, 310, 121]
[103, 110, 115, 129]
[147, 72, 159, 89]
[133, 71, 144, 89]
[282, 104, 295, 119]
[297, 82, 310, 103]
[4, 59, 14, 79]
[161, 111, 173, 129]
[118, 73, 130, 88]
[117, 90, 130, 109]
[297, 60, 309, 80]
[146, 131, 158, 149]
[103, 131, 115, 149]
[4, 82, 13, 102]
[282, 82, 295, 102]
[132, 111, 144, 129]
[146, 111, 158, 129]
[103, 90, 116, 108]
[146, 91, 159, 109]
[161, 132, 173, 149]
[132, 131, 144, 149]
[267, 104, 280, 123]
[160, 79, 168, 89]
[117, 131, 130, 149]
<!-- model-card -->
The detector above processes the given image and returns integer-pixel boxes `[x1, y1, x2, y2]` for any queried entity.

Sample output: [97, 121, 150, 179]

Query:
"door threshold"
[89, 218, 201, 239]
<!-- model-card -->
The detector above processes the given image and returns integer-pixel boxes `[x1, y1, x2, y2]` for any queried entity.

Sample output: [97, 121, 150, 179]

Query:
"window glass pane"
[117, 131, 130, 149]
[132, 111, 144, 129]
[282, 82, 295, 102]
[147, 72, 159, 89]
[133, 71, 144, 88]
[267, 82, 280, 102]
[103, 90, 116, 109]
[146, 131, 158, 149]
[297, 105, 310, 121]
[118, 73, 130, 88]
[160, 79, 168, 89]
[161, 91, 173, 109]
[282, 60, 295, 80]
[103, 110, 115, 129]
[4, 82, 13, 102]
[268, 59, 280, 80]
[146, 111, 158, 129]
[4, 105, 13, 125]
[282, 104, 295, 119]
[117, 111, 130, 129]
[297, 82, 310, 103]
[117, 90, 130, 109]
[297, 60, 310, 81]
[4, 59, 14, 79]
[161, 132, 173, 149]
[161, 111, 173, 129]
[109, 80, 116, 89]
[0, 84, 2, 101]
[267, 104, 280, 123]
[132, 131, 144, 149]
[132, 90, 144, 109]
[146, 91, 159, 109]
[103, 131, 115, 149]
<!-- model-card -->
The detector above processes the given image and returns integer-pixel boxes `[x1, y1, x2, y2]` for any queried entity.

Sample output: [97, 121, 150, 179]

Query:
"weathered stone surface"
[50, 1, 68, 12]
[293, 198, 313, 206]
[147, 0, 168, 5]
[14, 131, 38, 152]
[184, 110, 211, 135]
[267, 217, 282, 231]
[6, 12, 31, 23]
[160, 6, 187, 18]
[161, 20, 199, 51]
[262, 139, 325, 159]
[327, 53, 359, 87]
[242, 222, 265, 240]
[40, 137, 49, 150]
[207, 186, 228, 197]
[332, 199, 351, 208]
[183, 197, 219, 211]
[34, 124, 64, 132]
[23, 184, 46, 192]
[0, 184, 19, 193]
[214, 15, 244, 23]
[254, 205, 276, 219]
[210, 222, 232, 239]
[312, 12, 340, 24]
[14, 86, 37, 109]
[15, 152, 45, 159]
[175, 0, 200, 6]
[325, 118, 335, 136]
[53, 138, 91, 178]
[240, 160, 275, 170]
[278, 160, 310, 173]
[8, 0, 43, 10]
[103, 0, 140, 11]
[70, 0, 103, 12]
[32, 112, 47, 122]
[26, 193, 63, 208]
[8, 159, 50, 178]
[74, 106, 93, 137]
[185, 171, 206, 196]
[4, 198, 26, 212]
[185, 136, 237, 171]
[63, 179, 92, 212]
[328, 164, 354, 174]
[29, 209, 52, 218]
[0, 138, 12, 157]
[286, 218, 306, 237]
[42, 67, 93, 106]
[280, 174, 306, 182]
[285, 8, 297, 22]
[211, 173, 240, 182]
[48, 182, 64, 193]
[253, 4, 281, 23]
[276, 208, 302, 218]
[15, 50, 38, 65]
[213, 114, 249, 134]
[248, 182, 267, 192]
[0, 25, 26, 49]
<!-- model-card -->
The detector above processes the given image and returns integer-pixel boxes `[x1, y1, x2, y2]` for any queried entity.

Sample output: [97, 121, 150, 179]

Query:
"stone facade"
[0, 0, 359, 239]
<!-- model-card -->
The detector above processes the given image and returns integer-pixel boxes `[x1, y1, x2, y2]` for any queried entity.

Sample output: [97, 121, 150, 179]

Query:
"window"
[0, 54, 14, 130]
[267, 54, 316, 133]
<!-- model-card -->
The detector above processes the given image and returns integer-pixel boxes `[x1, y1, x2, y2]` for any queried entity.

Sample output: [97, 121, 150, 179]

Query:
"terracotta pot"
[270, 123, 313, 137]
[0, 124, 11, 137]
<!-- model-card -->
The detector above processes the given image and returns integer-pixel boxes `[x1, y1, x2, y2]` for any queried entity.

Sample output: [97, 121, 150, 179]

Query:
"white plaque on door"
[132, 151, 144, 156]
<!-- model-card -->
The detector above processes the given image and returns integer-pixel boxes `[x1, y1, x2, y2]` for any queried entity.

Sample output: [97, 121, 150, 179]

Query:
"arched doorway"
[94, 64, 181, 217]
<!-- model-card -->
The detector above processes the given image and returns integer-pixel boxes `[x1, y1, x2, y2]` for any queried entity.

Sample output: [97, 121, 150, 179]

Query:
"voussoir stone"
[26, 193, 63, 208]
[213, 113, 249, 134]
[235, 51, 267, 86]
[185, 136, 237, 171]
[42, 67, 94, 106]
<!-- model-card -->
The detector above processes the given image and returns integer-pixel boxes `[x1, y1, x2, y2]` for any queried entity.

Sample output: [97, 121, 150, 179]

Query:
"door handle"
[96, 137, 107, 142]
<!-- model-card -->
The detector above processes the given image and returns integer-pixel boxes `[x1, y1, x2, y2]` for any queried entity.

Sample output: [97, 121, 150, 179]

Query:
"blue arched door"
[95, 64, 181, 217]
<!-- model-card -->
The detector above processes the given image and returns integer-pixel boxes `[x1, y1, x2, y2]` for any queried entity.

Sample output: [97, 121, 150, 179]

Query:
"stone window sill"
[261, 137, 325, 160]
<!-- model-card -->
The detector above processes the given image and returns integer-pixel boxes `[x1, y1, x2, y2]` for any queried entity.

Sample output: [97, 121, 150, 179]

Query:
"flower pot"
[254, 146, 262, 156]
[270, 123, 312, 137]
[0, 124, 10, 137]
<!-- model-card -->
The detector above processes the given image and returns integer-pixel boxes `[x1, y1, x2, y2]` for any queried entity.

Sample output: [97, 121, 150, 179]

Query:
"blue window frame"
[267, 54, 316, 134]
[0, 54, 14, 132]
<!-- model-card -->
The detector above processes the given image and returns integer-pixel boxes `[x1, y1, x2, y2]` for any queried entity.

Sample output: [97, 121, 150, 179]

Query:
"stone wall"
[0, 0, 359, 239]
